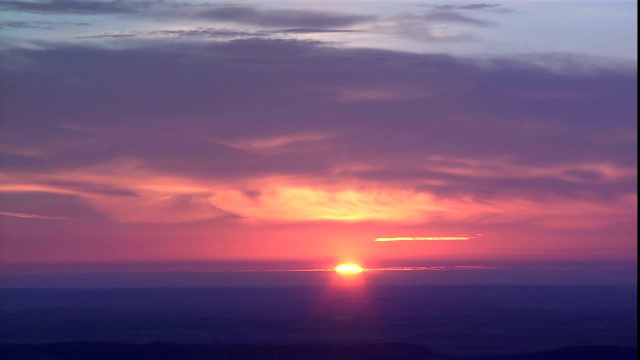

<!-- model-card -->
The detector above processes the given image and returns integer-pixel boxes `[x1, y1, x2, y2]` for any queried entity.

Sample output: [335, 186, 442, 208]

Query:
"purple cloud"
[0, 39, 635, 227]
[420, 12, 495, 26]
[197, 5, 376, 28]
[75, 28, 263, 40]
[0, 0, 141, 14]
[429, 4, 502, 11]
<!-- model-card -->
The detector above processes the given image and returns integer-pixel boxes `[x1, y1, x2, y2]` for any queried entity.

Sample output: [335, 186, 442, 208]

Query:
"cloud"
[273, 28, 359, 34]
[216, 132, 339, 150]
[110, 26, 358, 43]
[0, 20, 89, 29]
[429, 4, 503, 11]
[75, 28, 263, 40]
[375, 16, 480, 43]
[206, 185, 448, 223]
[0, 211, 72, 220]
[375, 3, 511, 43]
[75, 32, 138, 39]
[420, 12, 495, 27]
[40, 180, 138, 197]
[375, 236, 476, 242]
[152, 28, 262, 39]
[337, 88, 408, 102]
[0, 158, 239, 224]
[1, 163, 634, 227]
[0, 39, 635, 227]
[197, 5, 376, 28]
[348, 156, 637, 202]
[89, 192, 238, 224]
[0, 0, 141, 14]
[366, 265, 494, 271]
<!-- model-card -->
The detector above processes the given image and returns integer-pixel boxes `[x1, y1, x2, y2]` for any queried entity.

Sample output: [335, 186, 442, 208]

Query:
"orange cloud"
[0, 156, 635, 227]
[422, 155, 635, 183]
[375, 236, 475, 242]
[207, 184, 446, 223]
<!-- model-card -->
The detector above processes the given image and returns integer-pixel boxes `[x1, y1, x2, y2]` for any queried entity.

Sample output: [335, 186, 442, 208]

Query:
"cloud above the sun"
[0, 37, 635, 229]
[375, 236, 477, 242]
[0, 2, 635, 229]
[197, 5, 377, 28]
[0, 1, 636, 267]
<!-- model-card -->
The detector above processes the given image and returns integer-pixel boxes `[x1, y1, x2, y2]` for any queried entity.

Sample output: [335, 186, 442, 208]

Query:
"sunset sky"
[0, 1, 636, 283]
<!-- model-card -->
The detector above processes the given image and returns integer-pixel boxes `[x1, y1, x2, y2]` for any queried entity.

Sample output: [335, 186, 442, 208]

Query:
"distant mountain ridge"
[0, 342, 635, 360]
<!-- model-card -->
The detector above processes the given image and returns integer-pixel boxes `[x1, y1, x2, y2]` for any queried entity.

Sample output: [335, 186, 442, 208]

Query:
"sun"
[335, 263, 364, 275]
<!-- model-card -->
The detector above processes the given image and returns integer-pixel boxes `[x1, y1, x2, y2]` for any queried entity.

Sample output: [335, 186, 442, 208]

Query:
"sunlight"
[335, 263, 364, 275]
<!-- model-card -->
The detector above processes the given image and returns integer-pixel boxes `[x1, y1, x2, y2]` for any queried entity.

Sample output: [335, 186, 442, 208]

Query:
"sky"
[0, 0, 637, 284]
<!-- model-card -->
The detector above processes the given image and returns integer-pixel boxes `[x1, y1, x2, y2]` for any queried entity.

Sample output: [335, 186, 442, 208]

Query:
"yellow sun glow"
[335, 263, 364, 274]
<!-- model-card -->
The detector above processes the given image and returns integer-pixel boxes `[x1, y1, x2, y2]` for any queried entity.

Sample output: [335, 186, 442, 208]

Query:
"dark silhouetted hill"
[0, 342, 636, 360]
[472, 345, 637, 360]
[0, 342, 445, 360]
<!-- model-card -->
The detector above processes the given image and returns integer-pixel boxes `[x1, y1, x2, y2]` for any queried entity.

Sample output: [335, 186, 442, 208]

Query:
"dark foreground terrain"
[0, 342, 636, 360]
[0, 285, 636, 358]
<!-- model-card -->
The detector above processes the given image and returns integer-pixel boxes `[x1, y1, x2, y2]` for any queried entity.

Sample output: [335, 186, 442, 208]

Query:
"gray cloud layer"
[197, 5, 376, 28]
[0, 0, 140, 14]
[2, 39, 635, 202]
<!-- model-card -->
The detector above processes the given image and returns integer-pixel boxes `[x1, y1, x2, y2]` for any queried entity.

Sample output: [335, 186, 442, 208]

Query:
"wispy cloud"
[428, 4, 503, 12]
[216, 132, 339, 150]
[198, 5, 376, 29]
[274, 28, 359, 34]
[0, 35, 634, 283]
[0, 40, 634, 229]
[0, 0, 141, 14]
[334, 86, 433, 102]
[375, 3, 510, 43]
[419, 12, 495, 27]
[73, 27, 359, 41]
[0, 211, 72, 220]
[374, 17, 478, 42]
[0, 20, 89, 29]
[75, 28, 263, 40]
[375, 235, 480, 242]
[366, 265, 494, 271]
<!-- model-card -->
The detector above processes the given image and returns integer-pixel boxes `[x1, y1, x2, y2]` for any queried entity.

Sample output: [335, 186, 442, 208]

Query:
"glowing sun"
[335, 263, 364, 275]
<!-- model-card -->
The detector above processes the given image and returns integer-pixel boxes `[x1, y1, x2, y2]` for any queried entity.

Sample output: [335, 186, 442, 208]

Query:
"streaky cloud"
[375, 236, 478, 242]
[198, 5, 376, 28]
[0, 40, 635, 228]
[367, 265, 494, 271]
[420, 12, 495, 27]
[0, 20, 89, 29]
[75, 28, 262, 40]
[0, 0, 141, 14]
[274, 28, 359, 34]
[429, 4, 503, 11]
[0, 211, 72, 220]
[377, 15, 481, 43]
[216, 132, 339, 150]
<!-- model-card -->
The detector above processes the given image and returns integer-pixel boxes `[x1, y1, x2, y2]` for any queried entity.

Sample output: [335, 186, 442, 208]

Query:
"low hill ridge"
[0, 342, 635, 360]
